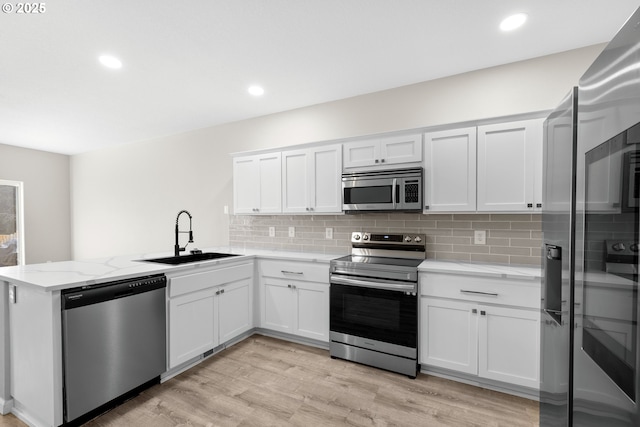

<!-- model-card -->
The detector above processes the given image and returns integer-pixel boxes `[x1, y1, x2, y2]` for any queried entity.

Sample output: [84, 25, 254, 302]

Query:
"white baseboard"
[0, 397, 12, 415]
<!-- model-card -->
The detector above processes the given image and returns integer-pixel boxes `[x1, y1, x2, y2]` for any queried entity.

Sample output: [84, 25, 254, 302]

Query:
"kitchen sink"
[139, 252, 240, 265]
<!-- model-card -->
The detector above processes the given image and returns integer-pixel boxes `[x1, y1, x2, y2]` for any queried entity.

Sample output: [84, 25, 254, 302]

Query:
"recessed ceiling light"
[500, 13, 528, 32]
[247, 85, 265, 96]
[98, 55, 122, 69]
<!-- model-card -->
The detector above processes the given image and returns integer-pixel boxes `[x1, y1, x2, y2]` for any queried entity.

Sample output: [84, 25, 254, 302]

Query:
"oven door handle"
[330, 275, 416, 293]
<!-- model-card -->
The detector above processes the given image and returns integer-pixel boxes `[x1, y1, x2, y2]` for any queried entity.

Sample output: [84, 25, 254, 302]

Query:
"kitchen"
[1, 1, 640, 426]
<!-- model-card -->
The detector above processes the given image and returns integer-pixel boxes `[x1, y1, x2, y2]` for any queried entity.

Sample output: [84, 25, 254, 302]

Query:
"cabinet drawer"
[259, 260, 328, 283]
[169, 263, 253, 298]
[420, 273, 540, 309]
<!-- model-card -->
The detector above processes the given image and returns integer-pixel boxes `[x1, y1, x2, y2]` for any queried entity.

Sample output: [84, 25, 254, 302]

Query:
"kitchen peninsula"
[0, 248, 334, 427]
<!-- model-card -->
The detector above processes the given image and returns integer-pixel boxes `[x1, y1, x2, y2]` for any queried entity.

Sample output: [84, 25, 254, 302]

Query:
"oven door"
[330, 278, 417, 349]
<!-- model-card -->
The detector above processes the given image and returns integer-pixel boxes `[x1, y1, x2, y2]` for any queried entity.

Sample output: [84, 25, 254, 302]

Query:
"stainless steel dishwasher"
[61, 274, 167, 425]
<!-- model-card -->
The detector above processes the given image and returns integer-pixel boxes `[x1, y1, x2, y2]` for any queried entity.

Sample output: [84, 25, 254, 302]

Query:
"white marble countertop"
[418, 259, 542, 280]
[1, 247, 547, 290]
[0, 247, 340, 291]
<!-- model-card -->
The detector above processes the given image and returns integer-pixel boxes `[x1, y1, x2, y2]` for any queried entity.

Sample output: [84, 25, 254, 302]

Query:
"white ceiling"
[1, 1, 639, 155]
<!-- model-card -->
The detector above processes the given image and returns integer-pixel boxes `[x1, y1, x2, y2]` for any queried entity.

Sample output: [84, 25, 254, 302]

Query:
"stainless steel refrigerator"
[541, 86, 578, 426]
[542, 6, 640, 426]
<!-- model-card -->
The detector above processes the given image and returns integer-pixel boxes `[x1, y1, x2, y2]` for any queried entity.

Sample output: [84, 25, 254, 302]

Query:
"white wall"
[70, 45, 604, 260]
[0, 144, 70, 264]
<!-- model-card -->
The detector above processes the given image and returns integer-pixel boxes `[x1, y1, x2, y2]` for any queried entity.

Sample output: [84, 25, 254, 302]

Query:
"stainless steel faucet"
[174, 210, 193, 256]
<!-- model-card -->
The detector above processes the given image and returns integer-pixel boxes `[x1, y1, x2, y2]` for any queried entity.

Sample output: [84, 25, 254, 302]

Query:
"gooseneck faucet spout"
[174, 210, 194, 256]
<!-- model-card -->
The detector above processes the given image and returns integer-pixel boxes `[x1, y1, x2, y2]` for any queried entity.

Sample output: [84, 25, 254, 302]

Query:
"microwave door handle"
[392, 178, 398, 209]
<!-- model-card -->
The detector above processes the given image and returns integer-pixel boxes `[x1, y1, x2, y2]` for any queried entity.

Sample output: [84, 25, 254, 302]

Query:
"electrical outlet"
[288, 227, 295, 238]
[325, 227, 333, 239]
[474, 230, 486, 245]
[268, 227, 275, 237]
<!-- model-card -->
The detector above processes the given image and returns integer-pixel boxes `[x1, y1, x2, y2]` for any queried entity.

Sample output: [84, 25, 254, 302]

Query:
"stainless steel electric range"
[329, 231, 426, 378]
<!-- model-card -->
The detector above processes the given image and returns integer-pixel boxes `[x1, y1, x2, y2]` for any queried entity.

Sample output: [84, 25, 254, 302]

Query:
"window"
[0, 180, 24, 266]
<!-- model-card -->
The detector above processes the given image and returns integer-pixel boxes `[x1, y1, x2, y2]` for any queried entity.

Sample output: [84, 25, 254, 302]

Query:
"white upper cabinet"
[282, 145, 342, 213]
[424, 127, 477, 212]
[477, 119, 543, 212]
[343, 134, 422, 169]
[233, 152, 282, 214]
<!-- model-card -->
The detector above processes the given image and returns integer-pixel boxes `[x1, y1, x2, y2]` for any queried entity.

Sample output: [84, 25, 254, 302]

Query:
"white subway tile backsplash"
[229, 213, 542, 266]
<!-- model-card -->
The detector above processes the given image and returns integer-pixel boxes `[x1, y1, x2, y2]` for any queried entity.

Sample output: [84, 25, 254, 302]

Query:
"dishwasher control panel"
[62, 274, 166, 310]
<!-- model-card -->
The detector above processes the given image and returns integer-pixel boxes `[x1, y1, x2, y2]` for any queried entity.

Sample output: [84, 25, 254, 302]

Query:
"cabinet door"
[233, 153, 282, 214]
[233, 156, 259, 214]
[343, 139, 380, 169]
[169, 288, 216, 368]
[217, 278, 253, 344]
[424, 127, 477, 212]
[478, 305, 540, 388]
[257, 153, 282, 213]
[293, 281, 329, 342]
[261, 278, 294, 333]
[477, 119, 542, 212]
[420, 298, 478, 375]
[282, 149, 309, 213]
[379, 133, 423, 165]
[310, 145, 342, 213]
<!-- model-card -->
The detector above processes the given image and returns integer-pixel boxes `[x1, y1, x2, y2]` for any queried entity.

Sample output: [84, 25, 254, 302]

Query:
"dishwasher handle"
[62, 274, 166, 310]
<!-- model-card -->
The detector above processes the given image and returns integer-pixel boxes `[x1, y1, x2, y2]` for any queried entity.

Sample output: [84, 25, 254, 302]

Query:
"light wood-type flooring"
[0, 335, 539, 426]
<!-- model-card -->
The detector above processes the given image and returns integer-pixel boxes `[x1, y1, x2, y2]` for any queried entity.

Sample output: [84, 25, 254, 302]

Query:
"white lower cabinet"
[168, 263, 254, 369]
[420, 272, 540, 390]
[217, 277, 253, 343]
[261, 277, 329, 341]
[262, 278, 295, 334]
[421, 298, 478, 375]
[259, 260, 329, 342]
[478, 305, 539, 387]
[169, 288, 217, 368]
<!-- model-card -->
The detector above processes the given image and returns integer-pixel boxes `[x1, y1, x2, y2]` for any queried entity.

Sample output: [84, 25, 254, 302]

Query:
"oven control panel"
[351, 232, 425, 246]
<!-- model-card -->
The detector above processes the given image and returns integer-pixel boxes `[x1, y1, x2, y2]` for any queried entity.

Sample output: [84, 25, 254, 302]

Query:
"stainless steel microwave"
[342, 167, 423, 213]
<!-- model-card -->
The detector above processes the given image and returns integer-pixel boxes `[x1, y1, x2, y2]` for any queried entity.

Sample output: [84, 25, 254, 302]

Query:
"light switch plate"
[223, 205, 229, 214]
[474, 230, 486, 245]
[288, 227, 295, 238]
[325, 227, 333, 239]
[268, 227, 275, 237]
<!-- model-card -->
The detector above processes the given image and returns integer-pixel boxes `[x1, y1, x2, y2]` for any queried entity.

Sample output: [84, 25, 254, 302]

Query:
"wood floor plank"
[0, 334, 540, 426]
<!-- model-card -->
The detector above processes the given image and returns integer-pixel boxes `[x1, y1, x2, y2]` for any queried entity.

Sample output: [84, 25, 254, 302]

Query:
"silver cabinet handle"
[281, 270, 304, 275]
[460, 290, 498, 297]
